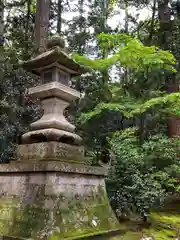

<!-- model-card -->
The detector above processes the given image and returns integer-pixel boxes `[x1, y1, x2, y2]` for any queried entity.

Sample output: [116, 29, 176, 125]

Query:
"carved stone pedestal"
[0, 162, 119, 240]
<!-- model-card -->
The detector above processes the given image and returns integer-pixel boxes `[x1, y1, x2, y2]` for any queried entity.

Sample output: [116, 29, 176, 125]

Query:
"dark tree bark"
[158, 0, 180, 137]
[0, 0, 4, 47]
[158, 0, 171, 49]
[148, 0, 157, 44]
[24, 0, 32, 54]
[124, 0, 128, 33]
[101, 0, 109, 85]
[124, 0, 129, 86]
[35, 0, 51, 53]
[77, 0, 85, 54]
[57, 0, 62, 34]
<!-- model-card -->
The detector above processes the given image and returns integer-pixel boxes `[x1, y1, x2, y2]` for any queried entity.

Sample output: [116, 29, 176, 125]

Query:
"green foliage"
[73, 33, 176, 73]
[128, 93, 180, 117]
[78, 92, 180, 125]
[0, 47, 41, 162]
[74, 33, 179, 150]
[74, 34, 180, 209]
[107, 128, 180, 217]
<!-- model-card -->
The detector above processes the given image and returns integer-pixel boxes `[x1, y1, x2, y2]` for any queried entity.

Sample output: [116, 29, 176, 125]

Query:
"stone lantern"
[17, 39, 85, 162]
[0, 37, 119, 240]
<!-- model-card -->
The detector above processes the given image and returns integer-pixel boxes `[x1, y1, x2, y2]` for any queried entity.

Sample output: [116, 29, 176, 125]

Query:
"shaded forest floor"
[83, 209, 180, 240]
[107, 198, 180, 240]
[111, 211, 180, 239]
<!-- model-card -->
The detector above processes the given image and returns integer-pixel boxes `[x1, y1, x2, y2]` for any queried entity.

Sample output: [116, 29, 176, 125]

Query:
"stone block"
[29, 173, 45, 185]
[17, 141, 85, 162]
[0, 162, 119, 239]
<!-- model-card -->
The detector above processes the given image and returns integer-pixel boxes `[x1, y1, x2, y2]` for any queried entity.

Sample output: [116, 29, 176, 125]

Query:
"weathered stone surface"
[47, 35, 65, 50]
[17, 142, 85, 162]
[20, 80, 82, 145]
[23, 46, 83, 76]
[28, 81, 80, 102]
[0, 161, 107, 176]
[21, 128, 82, 145]
[21, 81, 82, 145]
[0, 163, 119, 240]
[30, 97, 75, 132]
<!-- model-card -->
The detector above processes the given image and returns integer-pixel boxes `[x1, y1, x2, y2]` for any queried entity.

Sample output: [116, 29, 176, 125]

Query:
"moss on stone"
[1, 168, 179, 240]
[0, 184, 119, 240]
[1, 196, 180, 240]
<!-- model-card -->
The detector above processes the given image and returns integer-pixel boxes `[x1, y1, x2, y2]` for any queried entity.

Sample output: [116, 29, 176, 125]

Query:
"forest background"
[0, 0, 180, 220]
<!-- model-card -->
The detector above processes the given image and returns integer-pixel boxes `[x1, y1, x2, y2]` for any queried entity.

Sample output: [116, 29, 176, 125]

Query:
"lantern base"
[21, 128, 82, 145]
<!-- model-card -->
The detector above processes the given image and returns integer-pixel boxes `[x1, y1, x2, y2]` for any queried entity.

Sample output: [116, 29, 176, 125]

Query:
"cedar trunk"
[35, 0, 51, 53]
[57, 0, 62, 34]
[0, 0, 4, 46]
[158, 0, 180, 137]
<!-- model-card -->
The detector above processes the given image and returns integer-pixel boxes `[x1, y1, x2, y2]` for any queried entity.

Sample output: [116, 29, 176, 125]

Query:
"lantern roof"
[23, 46, 84, 76]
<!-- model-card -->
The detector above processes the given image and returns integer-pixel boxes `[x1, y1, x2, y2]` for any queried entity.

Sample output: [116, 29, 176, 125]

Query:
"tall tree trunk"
[99, 0, 111, 164]
[124, 0, 129, 85]
[101, 0, 109, 85]
[79, 0, 83, 30]
[148, 0, 157, 45]
[77, 0, 84, 54]
[158, 0, 171, 50]
[57, 0, 62, 34]
[158, 0, 180, 137]
[124, 0, 128, 33]
[35, 0, 51, 53]
[24, 0, 32, 58]
[0, 0, 4, 47]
